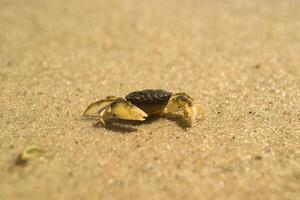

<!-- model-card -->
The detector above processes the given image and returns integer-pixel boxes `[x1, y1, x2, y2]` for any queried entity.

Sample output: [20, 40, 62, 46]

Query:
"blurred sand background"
[0, 0, 299, 199]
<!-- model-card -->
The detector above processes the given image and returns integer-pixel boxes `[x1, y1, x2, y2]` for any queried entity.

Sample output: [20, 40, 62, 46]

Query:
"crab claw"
[164, 92, 203, 125]
[183, 104, 197, 124]
[111, 98, 148, 121]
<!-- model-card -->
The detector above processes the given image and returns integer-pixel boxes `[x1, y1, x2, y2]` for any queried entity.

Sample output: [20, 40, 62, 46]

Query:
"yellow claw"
[183, 104, 197, 123]
[184, 104, 205, 124]
[111, 100, 148, 121]
[164, 92, 204, 125]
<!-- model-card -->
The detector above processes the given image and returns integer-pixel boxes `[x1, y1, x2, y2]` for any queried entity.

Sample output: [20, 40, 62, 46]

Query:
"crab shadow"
[82, 113, 190, 133]
[162, 113, 191, 130]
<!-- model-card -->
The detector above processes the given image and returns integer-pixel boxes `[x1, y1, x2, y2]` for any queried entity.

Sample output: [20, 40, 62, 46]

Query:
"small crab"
[83, 89, 204, 126]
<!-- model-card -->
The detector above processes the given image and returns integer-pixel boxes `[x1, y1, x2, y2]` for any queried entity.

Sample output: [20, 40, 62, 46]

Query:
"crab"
[83, 89, 204, 126]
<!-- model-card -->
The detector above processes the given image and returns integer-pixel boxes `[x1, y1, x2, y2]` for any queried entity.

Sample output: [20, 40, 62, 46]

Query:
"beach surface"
[1, 0, 299, 199]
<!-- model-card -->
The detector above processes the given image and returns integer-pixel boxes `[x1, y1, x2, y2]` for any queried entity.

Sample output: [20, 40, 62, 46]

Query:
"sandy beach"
[1, 0, 299, 199]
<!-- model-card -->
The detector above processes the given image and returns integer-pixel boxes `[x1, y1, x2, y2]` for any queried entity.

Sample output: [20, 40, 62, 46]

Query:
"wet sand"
[1, 0, 299, 199]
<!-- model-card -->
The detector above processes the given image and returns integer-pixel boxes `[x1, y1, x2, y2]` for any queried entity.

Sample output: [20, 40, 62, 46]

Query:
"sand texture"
[1, 0, 300, 199]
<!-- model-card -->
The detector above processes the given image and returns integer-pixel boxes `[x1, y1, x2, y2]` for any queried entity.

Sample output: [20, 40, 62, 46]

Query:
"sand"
[1, 0, 299, 199]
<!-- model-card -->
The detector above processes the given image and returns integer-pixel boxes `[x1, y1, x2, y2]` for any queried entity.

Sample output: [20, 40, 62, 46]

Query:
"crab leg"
[83, 96, 117, 116]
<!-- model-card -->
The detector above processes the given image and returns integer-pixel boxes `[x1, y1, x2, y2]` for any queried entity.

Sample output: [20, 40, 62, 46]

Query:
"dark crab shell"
[125, 89, 172, 115]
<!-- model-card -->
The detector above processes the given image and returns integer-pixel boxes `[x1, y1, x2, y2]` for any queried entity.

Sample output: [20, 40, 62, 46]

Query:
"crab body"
[125, 89, 172, 116]
[83, 89, 203, 126]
